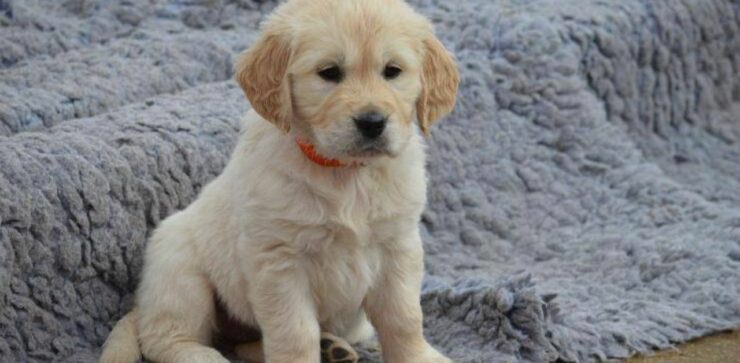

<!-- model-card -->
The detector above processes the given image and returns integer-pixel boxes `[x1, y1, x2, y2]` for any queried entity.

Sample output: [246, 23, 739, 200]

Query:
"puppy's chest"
[300, 178, 418, 316]
[306, 239, 382, 319]
[297, 172, 423, 246]
[333, 170, 425, 230]
[274, 168, 424, 314]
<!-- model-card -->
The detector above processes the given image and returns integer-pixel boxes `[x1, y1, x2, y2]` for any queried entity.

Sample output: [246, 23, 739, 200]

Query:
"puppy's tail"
[99, 309, 141, 363]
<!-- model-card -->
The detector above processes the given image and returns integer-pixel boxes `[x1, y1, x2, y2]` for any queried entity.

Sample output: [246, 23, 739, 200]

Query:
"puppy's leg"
[250, 245, 321, 363]
[137, 271, 227, 363]
[135, 230, 228, 363]
[364, 232, 451, 363]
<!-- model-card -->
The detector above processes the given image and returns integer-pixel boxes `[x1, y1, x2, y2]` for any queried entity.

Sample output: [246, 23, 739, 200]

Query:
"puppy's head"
[236, 0, 458, 160]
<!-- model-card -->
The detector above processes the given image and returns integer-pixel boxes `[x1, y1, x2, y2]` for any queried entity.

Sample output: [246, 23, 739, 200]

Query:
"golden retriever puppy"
[99, 0, 459, 362]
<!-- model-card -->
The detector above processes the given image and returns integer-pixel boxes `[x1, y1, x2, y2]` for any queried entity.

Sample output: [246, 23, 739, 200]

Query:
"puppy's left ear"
[416, 36, 460, 134]
[235, 32, 293, 132]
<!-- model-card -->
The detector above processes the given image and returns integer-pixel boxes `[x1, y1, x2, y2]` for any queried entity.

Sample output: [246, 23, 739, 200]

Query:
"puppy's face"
[236, 0, 459, 161]
[288, 14, 423, 159]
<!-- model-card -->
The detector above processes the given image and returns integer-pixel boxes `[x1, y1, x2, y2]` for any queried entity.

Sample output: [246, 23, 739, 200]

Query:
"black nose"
[353, 112, 387, 139]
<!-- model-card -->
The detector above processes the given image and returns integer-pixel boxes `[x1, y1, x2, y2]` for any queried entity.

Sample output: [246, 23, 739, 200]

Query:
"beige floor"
[625, 330, 740, 363]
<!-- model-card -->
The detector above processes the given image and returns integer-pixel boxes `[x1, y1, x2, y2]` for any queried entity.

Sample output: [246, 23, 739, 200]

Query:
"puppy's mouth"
[346, 139, 392, 158]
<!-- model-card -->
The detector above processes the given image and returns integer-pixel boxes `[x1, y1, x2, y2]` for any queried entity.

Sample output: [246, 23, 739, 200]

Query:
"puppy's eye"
[318, 66, 343, 82]
[383, 65, 402, 80]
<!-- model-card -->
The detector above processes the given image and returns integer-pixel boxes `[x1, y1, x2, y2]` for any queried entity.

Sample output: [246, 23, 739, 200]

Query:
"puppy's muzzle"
[353, 111, 387, 139]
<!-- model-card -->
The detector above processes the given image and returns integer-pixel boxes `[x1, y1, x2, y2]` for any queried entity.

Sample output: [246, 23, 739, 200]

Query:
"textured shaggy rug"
[1, 0, 739, 362]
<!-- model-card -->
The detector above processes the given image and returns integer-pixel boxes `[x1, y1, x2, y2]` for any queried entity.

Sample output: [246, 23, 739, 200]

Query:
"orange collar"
[296, 138, 357, 168]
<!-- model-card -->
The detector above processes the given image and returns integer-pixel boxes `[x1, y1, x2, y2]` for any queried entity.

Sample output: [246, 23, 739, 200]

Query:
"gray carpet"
[1, 0, 738, 362]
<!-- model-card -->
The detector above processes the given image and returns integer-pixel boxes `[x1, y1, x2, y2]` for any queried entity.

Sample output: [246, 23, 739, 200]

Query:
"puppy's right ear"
[235, 32, 293, 132]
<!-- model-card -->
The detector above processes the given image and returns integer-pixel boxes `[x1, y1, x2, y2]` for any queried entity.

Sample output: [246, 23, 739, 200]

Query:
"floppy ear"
[235, 32, 293, 132]
[416, 37, 460, 134]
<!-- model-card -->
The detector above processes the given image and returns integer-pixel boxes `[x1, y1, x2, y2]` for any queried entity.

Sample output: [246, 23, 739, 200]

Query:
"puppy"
[100, 0, 459, 362]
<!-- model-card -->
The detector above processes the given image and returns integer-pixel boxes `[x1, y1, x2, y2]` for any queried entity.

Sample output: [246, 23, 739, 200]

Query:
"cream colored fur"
[100, 0, 459, 362]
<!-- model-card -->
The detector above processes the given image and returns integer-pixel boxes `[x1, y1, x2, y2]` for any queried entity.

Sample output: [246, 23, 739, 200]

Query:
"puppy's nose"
[353, 112, 387, 139]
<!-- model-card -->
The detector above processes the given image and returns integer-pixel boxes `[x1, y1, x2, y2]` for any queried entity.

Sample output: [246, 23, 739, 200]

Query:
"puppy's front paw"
[320, 332, 359, 363]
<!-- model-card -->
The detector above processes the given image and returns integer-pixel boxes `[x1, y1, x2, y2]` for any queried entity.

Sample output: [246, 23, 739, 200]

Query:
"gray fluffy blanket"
[1, 0, 739, 362]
